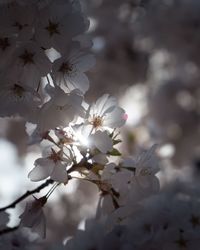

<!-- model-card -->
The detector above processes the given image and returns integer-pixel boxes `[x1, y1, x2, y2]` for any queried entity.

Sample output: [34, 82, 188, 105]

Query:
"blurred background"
[0, 0, 200, 247]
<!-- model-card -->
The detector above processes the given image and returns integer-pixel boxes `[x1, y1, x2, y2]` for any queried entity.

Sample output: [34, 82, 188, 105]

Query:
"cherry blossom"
[7, 42, 52, 89]
[90, 131, 113, 154]
[52, 42, 95, 94]
[34, 0, 88, 52]
[36, 85, 84, 133]
[0, 76, 40, 120]
[85, 94, 127, 133]
[19, 196, 47, 238]
[0, 2, 37, 41]
[122, 145, 160, 204]
[28, 147, 69, 183]
[1, 0, 196, 249]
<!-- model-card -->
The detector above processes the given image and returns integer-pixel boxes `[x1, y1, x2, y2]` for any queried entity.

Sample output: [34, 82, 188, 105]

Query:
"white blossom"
[85, 94, 127, 133]
[90, 130, 113, 154]
[28, 148, 68, 183]
[52, 42, 95, 94]
[123, 145, 160, 203]
[34, 0, 88, 52]
[36, 85, 84, 132]
[0, 77, 40, 120]
[0, 3, 36, 41]
[6, 42, 52, 89]
[19, 197, 47, 238]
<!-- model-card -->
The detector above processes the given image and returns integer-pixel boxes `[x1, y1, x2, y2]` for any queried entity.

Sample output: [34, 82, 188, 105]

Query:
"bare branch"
[0, 179, 54, 212]
[0, 226, 19, 236]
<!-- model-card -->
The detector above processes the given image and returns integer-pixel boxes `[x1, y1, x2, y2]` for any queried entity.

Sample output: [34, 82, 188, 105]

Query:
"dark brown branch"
[0, 226, 19, 236]
[0, 179, 54, 212]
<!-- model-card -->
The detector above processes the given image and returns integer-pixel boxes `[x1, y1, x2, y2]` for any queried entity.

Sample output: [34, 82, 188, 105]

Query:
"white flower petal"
[19, 198, 46, 238]
[28, 158, 54, 181]
[32, 211, 46, 238]
[75, 54, 95, 72]
[67, 72, 90, 94]
[91, 131, 113, 153]
[104, 107, 126, 128]
[94, 94, 116, 116]
[50, 163, 68, 183]
[92, 154, 108, 165]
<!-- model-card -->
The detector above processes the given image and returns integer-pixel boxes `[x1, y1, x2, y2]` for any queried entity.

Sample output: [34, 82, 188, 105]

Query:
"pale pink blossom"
[85, 94, 127, 133]
[0, 77, 40, 120]
[36, 85, 84, 132]
[7, 42, 52, 89]
[19, 197, 47, 238]
[52, 42, 95, 94]
[28, 148, 69, 183]
[34, 0, 88, 52]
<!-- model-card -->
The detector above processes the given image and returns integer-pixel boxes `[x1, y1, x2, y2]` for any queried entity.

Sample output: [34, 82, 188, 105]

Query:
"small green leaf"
[108, 148, 122, 156]
[113, 139, 122, 145]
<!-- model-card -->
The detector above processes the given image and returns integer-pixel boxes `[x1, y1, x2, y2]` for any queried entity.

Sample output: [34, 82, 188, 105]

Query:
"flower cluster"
[66, 182, 200, 250]
[0, 0, 128, 240]
[0, 0, 94, 121]
[1, 1, 199, 250]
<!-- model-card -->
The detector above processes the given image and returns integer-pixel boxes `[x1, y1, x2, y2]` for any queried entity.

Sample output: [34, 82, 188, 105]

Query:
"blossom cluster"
[0, 0, 127, 241]
[66, 182, 200, 250]
[0, 0, 93, 121]
[0, 0, 200, 250]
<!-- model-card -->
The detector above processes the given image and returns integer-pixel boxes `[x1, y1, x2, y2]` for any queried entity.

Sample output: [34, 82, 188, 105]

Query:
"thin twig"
[0, 179, 54, 212]
[0, 226, 19, 236]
